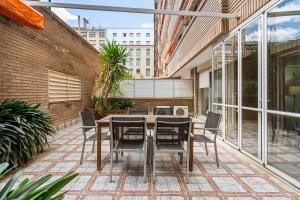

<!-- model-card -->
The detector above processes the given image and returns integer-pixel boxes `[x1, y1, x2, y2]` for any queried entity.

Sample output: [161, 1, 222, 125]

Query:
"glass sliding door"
[212, 45, 223, 137]
[225, 34, 239, 146]
[241, 17, 262, 159]
[267, 0, 300, 183]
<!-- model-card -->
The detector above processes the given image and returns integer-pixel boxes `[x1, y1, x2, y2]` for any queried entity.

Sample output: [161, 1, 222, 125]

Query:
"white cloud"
[141, 23, 154, 28]
[268, 0, 300, 25]
[268, 27, 299, 42]
[51, 8, 77, 22]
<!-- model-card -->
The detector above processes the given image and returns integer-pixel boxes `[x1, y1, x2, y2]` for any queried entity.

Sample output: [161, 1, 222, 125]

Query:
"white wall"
[106, 28, 154, 45]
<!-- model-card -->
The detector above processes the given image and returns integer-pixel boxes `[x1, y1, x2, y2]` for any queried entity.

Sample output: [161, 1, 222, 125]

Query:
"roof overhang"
[23, 1, 240, 19]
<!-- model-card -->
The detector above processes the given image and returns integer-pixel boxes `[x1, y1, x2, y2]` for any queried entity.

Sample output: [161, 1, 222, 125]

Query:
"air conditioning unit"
[173, 106, 189, 117]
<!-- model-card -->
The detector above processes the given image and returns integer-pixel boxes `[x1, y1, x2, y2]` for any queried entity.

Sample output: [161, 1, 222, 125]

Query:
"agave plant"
[93, 42, 130, 109]
[0, 99, 55, 168]
[0, 162, 78, 200]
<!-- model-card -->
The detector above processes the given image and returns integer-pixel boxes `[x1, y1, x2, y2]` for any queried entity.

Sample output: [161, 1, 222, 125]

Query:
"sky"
[42, 0, 154, 28]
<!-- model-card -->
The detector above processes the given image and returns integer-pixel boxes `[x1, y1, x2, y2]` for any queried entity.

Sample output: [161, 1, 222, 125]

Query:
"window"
[129, 68, 133, 74]
[129, 41, 134, 45]
[136, 58, 141, 66]
[48, 70, 81, 102]
[146, 58, 151, 66]
[136, 68, 140, 74]
[146, 69, 151, 77]
[122, 41, 127, 45]
[99, 31, 105, 37]
[89, 40, 96, 44]
[146, 33, 150, 37]
[146, 41, 150, 45]
[136, 49, 141, 57]
[136, 41, 141, 45]
[212, 45, 222, 104]
[113, 33, 117, 37]
[146, 49, 151, 56]
[130, 33, 134, 37]
[129, 49, 134, 56]
[99, 40, 105, 45]
[129, 58, 134, 66]
[136, 33, 141, 37]
[89, 32, 95, 37]
[122, 33, 127, 37]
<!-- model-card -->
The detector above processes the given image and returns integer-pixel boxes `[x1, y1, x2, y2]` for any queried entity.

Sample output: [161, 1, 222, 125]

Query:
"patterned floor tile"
[65, 153, 87, 161]
[184, 176, 213, 192]
[91, 175, 120, 191]
[42, 152, 66, 160]
[123, 176, 148, 191]
[261, 197, 292, 200]
[212, 177, 246, 193]
[23, 162, 52, 173]
[84, 195, 113, 200]
[63, 175, 91, 191]
[202, 164, 228, 175]
[227, 197, 256, 200]
[156, 196, 184, 200]
[241, 177, 279, 193]
[75, 163, 97, 173]
[155, 176, 181, 192]
[191, 197, 220, 200]
[226, 164, 254, 175]
[48, 162, 77, 173]
[119, 196, 148, 200]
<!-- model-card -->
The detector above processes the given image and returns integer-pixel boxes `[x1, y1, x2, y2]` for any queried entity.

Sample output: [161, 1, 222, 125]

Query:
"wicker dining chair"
[109, 117, 148, 182]
[153, 117, 192, 182]
[193, 111, 222, 167]
[79, 110, 110, 164]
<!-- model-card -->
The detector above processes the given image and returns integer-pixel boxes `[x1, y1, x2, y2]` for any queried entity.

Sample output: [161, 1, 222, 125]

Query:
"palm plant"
[0, 99, 55, 168]
[0, 162, 78, 200]
[93, 42, 130, 110]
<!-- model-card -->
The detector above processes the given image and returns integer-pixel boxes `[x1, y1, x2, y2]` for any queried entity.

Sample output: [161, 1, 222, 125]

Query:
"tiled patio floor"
[1, 124, 299, 200]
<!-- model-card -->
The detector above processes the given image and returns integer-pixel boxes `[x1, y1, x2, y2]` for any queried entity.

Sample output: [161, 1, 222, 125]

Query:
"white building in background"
[73, 27, 106, 51]
[106, 28, 154, 79]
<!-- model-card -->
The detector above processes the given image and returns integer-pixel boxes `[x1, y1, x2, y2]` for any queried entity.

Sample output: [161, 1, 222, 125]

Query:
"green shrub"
[0, 162, 78, 200]
[0, 99, 55, 168]
[117, 99, 135, 109]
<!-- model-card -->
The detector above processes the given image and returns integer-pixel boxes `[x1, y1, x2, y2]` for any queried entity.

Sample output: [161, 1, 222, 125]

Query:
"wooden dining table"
[96, 114, 196, 171]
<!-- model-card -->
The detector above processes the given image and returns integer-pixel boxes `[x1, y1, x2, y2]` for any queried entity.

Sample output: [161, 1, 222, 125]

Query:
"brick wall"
[0, 8, 100, 129]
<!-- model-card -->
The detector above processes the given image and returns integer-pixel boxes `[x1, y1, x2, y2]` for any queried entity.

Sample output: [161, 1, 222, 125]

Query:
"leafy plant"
[0, 99, 55, 168]
[117, 99, 135, 109]
[93, 42, 130, 109]
[0, 162, 78, 200]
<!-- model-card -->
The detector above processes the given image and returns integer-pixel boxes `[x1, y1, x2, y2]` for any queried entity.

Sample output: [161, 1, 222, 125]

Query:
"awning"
[0, 0, 44, 30]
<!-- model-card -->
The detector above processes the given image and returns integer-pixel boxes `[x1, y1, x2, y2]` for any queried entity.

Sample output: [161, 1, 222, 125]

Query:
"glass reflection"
[225, 107, 238, 146]
[268, 114, 300, 181]
[225, 34, 238, 106]
[213, 45, 223, 104]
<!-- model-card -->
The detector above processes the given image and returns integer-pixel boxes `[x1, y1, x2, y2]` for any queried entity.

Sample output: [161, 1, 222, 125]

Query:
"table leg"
[97, 124, 102, 171]
[189, 124, 194, 171]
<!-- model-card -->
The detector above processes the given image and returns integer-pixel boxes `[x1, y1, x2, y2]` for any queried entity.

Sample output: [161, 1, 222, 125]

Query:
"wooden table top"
[96, 114, 197, 126]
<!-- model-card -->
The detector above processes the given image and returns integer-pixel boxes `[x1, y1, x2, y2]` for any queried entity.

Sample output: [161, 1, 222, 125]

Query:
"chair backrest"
[155, 117, 192, 144]
[153, 107, 173, 115]
[110, 117, 146, 143]
[204, 111, 222, 134]
[128, 107, 149, 115]
[79, 110, 96, 129]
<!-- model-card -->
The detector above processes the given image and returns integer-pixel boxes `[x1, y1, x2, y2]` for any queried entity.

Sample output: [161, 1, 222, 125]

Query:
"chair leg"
[80, 140, 86, 165]
[152, 150, 155, 183]
[179, 152, 183, 165]
[186, 151, 189, 183]
[92, 140, 96, 154]
[214, 142, 219, 167]
[144, 144, 147, 183]
[204, 142, 208, 156]
[110, 150, 113, 183]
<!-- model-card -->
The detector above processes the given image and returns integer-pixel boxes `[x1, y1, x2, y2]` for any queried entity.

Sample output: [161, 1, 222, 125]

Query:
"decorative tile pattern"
[0, 124, 298, 200]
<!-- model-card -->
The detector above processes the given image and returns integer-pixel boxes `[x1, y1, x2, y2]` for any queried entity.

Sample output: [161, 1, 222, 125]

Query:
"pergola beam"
[23, 1, 240, 19]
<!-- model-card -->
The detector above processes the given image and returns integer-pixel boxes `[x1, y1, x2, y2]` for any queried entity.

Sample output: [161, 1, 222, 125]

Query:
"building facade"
[107, 28, 155, 78]
[155, 0, 300, 188]
[74, 27, 106, 51]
